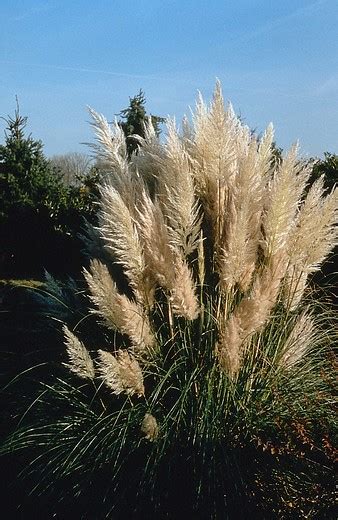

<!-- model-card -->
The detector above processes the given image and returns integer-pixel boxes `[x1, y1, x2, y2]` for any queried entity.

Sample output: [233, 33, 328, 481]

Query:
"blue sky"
[0, 0, 337, 158]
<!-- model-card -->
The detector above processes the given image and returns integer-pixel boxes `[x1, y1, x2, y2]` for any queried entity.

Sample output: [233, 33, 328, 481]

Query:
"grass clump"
[1, 82, 337, 519]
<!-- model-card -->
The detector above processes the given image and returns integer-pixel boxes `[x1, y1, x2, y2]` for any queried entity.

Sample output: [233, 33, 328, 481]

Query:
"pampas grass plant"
[1, 82, 337, 519]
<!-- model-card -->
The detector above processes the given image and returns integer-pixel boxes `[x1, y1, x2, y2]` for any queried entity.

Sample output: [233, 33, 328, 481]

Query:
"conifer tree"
[0, 103, 65, 221]
[0, 103, 66, 275]
[118, 89, 164, 157]
[311, 152, 338, 192]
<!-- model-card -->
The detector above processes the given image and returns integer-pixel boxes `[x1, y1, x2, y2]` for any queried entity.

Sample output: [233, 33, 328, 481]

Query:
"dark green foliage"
[0, 104, 66, 221]
[270, 140, 283, 168]
[0, 105, 67, 276]
[57, 166, 101, 237]
[118, 89, 164, 157]
[0, 103, 66, 213]
[310, 153, 338, 303]
[311, 152, 338, 192]
[0, 105, 100, 277]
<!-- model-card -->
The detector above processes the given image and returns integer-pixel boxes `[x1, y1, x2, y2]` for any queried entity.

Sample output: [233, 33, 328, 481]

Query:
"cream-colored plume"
[84, 259, 155, 352]
[257, 123, 275, 176]
[132, 117, 165, 189]
[136, 192, 199, 319]
[197, 230, 205, 288]
[280, 312, 316, 369]
[141, 413, 159, 441]
[98, 185, 154, 306]
[97, 349, 145, 396]
[88, 108, 127, 179]
[285, 177, 338, 308]
[88, 107, 145, 208]
[262, 146, 311, 259]
[217, 252, 286, 376]
[63, 325, 95, 380]
[218, 138, 265, 292]
[189, 83, 239, 253]
[157, 118, 201, 257]
[136, 192, 176, 290]
[171, 255, 200, 320]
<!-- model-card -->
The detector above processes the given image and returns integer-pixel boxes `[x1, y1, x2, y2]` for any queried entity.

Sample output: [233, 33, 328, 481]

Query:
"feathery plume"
[97, 349, 145, 396]
[238, 252, 286, 331]
[63, 325, 95, 380]
[118, 294, 156, 353]
[84, 259, 125, 330]
[181, 114, 193, 146]
[217, 252, 286, 376]
[285, 178, 338, 308]
[141, 413, 159, 441]
[262, 146, 311, 258]
[218, 138, 264, 292]
[137, 192, 176, 290]
[88, 107, 144, 208]
[137, 192, 199, 319]
[189, 85, 238, 252]
[84, 260, 155, 352]
[132, 117, 165, 189]
[257, 123, 275, 177]
[87, 108, 127, 178]
[171, 256, 200, 320]
[98, 185, 154, 305]
[157, 118, 201, 257]
[293, 178, 337, 269]
[280, 312, 316, 369]
[216, 318, 242, 377]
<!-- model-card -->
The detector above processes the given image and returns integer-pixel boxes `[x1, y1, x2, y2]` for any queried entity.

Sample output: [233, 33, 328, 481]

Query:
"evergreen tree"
[0, 104, 67, 275]
[118, 89, 164, 157]
[309, 153, 338, 300]
[0, 103, 65, 223]
[311, 152, 338, 192]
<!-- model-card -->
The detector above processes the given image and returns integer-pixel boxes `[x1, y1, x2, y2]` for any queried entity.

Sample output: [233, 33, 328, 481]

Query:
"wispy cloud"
[0, 60, 167, 81]
[315, 75, 338, 95]
[232, 0, 330, 45]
